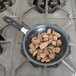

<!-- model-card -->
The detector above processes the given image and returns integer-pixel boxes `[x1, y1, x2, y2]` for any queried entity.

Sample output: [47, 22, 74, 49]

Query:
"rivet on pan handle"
[3, 16, 28, 35]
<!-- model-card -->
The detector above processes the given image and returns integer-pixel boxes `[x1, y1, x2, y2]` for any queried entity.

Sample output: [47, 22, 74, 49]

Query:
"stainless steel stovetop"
[0, 0, 76, 76]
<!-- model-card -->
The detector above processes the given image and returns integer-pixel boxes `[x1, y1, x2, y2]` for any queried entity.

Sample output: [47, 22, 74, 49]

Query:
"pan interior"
[24, 24, 69, 65]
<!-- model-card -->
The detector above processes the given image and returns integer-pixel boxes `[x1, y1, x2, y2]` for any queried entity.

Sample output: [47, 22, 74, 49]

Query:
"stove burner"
[32, 0, 66, 13]
[0, 0, 12, 12]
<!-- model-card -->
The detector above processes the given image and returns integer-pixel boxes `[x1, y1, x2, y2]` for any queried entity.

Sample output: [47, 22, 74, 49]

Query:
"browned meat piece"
[42, 34, 48, 38]
[29, 43, 36, 51]
[40, 42, 49, 49]
[43, 37, 49, 41]
[49, 53, 55, 60]
[44, 49, 50, 55]
[29, 49, 33, 54]
[48, 45, 54, 50]
[37, 55, 41, 61]
[49, 34, 53, 39]
[47, 28, 51, 35]
[35, 44, 39, 49]
[37, 52, 40, 55]
[48, 49, 52, 54]
[47, 39, 52, 44]
[38, 49, 43, 53]
[41, 33, 46, 36]
[52, 31, 61, 38]
[32, 38, 40, 45]
[52, 41, 56, 46]
[33, 50, 38, 57]
[55, 47, 60, 53]
[31, 36, 40, 45]
[51, 48, 55, 53]
[40, 53, 46, 58]
[57, 40, 62, 47]
[38, 34, 42, 41]
[53, 36, 57, 41]
[46, 58, 51, 62]
[41, 58, 46, 62]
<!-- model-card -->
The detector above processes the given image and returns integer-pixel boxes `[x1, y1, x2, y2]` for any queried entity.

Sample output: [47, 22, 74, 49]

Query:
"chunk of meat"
[52, 41, 56, 46]
[33, 50, 38, 57]
[52, 31, 61, 38]
[41, 33, 46, 36]
[51, 48, 55, 53]
[47, 28, 51, 35]
[29, 43, 36, 51]
[44, 49, 50, 55]
[37, 55, 41, 61]
[42, 34, 48, 38]
[38, 49, 43, 53]
[48, 45, 54, 50]
[29, 49, 33, 54]
[49, 34, 53, 39]
[47, 39, 52, 44]
[35, 44, 39, 49]
[41, 58, 46, 62]
[49, 53, 55, 59]
[43, 37, 49, 41]
[40, 42, 49, 49]
[55, 47, 60, 53]
[32, 38, 40, 45]
[38, 34, 42, 41]
[57, 39, 62, 47]
[46, 58, 51, 62]
[40, 53, 46, 58]
[48, 49, 52, 54]
[53, 36, 57, 41]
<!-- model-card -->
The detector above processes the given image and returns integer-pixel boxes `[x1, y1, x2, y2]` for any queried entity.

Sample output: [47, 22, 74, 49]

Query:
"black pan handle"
[3, 16, 28, 34]
[3, 16, 23, 31]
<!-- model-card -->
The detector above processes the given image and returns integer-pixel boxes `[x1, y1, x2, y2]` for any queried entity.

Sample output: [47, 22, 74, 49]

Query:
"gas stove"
[0, 0, 76, 76]
[29, 0, 66, 13]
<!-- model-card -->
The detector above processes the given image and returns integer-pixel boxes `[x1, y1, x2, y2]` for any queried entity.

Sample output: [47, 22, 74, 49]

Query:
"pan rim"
[23, 24, 69, 66]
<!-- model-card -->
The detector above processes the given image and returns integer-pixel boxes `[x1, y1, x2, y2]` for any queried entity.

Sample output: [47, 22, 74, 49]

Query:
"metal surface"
[0, 0, 76, 76]
[62, 60, 75, 73]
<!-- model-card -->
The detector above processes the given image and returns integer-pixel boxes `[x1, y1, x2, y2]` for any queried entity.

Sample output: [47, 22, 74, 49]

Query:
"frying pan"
[3, 16, 69, 66]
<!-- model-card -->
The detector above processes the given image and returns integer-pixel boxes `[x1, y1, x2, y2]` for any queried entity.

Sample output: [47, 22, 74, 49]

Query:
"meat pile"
[29, 28, 62, 63]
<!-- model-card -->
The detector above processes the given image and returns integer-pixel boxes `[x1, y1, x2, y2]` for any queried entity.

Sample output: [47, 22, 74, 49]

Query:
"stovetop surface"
[0, 0, 76, 76]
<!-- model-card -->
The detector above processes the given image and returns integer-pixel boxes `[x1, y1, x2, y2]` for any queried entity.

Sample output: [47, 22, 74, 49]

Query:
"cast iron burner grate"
[33, 0, 66, 13]
[0, 0, 12, 12]
[0, 34, 5, 54]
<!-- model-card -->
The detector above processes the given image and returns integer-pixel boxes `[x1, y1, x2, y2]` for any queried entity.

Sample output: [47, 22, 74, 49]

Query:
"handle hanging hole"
[6, 18, 11, 22]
